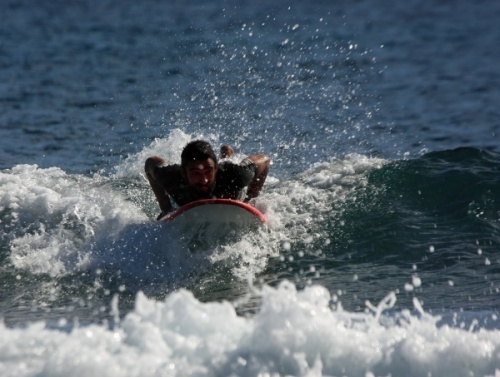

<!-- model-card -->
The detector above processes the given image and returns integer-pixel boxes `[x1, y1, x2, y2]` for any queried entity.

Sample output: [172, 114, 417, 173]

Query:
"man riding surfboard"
[145, 140, 270, 219]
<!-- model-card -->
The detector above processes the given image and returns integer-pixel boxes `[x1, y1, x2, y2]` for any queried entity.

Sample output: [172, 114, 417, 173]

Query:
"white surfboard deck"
[159, 198, 267, 229]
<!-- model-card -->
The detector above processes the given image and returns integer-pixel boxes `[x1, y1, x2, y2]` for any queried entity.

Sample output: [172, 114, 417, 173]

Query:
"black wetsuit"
[152, 159, 256, 207]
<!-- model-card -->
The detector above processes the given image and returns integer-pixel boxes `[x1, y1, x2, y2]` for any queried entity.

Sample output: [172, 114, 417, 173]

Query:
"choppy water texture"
[1, 0, 500, 376]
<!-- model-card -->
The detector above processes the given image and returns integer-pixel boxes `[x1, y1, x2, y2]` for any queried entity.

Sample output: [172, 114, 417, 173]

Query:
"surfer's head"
[181, 140, 218, 167]
[181, 140, 218, 198]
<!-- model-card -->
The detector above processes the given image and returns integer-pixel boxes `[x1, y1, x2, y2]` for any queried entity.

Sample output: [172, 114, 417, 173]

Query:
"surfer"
[145, 140, 271, 219]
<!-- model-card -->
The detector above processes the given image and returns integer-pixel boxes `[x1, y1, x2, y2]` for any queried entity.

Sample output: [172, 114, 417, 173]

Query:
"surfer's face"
[183, 158, 217, 197]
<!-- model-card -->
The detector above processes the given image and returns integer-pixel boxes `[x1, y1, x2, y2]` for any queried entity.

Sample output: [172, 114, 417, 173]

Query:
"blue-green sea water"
[1, 0, 499, 375]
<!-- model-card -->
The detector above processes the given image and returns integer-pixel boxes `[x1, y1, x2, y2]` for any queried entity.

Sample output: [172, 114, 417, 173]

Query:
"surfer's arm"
[144, 156, 175, 215]
[217, 145, 270, 201]
[220, 145, 234, 159]
[244, 153, 270, 201]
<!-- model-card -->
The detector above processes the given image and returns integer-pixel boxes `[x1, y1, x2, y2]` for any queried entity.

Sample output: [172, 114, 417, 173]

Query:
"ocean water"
[1, 0, 500, 376]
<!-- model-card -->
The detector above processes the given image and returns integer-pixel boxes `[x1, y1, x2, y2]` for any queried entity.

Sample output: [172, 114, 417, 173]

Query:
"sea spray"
[1, 281, 500, 377]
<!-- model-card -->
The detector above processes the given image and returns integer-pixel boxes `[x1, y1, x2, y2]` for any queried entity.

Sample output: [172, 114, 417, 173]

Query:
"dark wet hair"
[181, 140, 218, 167]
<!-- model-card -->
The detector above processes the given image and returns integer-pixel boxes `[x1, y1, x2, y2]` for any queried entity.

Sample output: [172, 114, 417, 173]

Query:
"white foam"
[1, 281, 499, 377]
[257, 153, 387, 254]
[0, 164, 147, 276]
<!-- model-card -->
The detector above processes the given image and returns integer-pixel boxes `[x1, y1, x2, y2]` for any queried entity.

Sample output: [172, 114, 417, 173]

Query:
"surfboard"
[159, 198, 267, 228]
[158, 199, 267, 252]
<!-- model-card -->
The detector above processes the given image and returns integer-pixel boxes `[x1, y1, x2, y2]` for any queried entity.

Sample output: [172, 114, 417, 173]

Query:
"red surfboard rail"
[159, 198, 267, 224]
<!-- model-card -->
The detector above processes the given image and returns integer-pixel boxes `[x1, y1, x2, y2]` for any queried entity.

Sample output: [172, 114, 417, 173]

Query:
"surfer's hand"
[220, 145, 235, 159]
